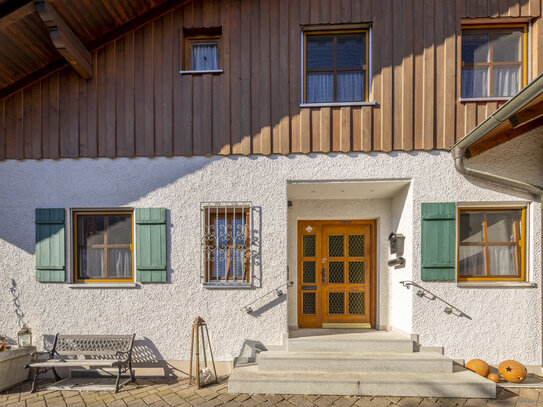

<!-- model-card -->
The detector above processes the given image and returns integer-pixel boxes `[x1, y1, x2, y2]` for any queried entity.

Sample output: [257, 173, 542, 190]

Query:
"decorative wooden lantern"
[17, 324, 32, 347]
[189, 317, 218, 389]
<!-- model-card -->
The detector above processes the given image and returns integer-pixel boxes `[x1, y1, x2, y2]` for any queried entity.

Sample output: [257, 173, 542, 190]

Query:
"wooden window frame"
[183, 35, 222, 71]
[73, 211, 134, 283]
[203, 207, 251, 284]
[303, 29, 369, 103]
[457, 207, 526, 282]
[461, 24, 528, 98]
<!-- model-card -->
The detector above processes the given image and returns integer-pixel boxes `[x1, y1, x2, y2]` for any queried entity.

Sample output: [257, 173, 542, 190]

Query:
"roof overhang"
[450, 73, 543, 197]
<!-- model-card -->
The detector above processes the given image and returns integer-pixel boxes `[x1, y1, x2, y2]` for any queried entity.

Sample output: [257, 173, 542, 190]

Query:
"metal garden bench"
[25, 334, 135, 393]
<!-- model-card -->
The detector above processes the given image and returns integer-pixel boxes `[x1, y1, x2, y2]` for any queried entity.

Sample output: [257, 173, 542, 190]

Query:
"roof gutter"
[451, 73, 543, 198]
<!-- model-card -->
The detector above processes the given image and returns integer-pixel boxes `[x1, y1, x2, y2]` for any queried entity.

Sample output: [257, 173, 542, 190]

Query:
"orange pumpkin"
[487, 373, 500, 383]
[466, 359, 490, 377]
[498, 360, 527, 383]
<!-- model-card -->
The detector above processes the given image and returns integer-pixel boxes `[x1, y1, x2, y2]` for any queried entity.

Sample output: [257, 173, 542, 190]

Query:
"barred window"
[201, 203, 252, 285]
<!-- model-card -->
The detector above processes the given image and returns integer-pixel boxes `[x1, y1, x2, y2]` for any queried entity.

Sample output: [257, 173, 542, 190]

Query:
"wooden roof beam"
[509, 101, 543, 129]
[0, 2, 35, 30]
[34, 0, 92, 79]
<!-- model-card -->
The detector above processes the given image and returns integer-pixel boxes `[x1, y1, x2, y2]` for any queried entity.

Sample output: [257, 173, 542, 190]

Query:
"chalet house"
[0, 0, 542, 398]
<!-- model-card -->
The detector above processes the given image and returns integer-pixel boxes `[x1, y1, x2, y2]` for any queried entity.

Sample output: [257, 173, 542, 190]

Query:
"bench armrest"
[115, 351, 131, 363]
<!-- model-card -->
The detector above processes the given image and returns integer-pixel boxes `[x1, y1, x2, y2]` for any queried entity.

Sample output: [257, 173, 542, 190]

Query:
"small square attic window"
[183, 28, 222, 72]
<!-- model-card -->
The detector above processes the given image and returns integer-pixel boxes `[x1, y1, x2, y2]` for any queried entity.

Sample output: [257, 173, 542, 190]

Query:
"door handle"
[322, 268, 325, 283]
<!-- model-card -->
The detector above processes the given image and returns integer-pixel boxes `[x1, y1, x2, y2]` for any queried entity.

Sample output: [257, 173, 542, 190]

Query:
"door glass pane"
[329, 261, 344, 283]
[488, 246, 518, 276]
[108, 248, 132, 277]
[306, 36, 334, 68]
[493, 31, 522, 62]
[459, 246, 485, 276]
[108, 215, 132, 244]
[462, 33, 489, 63]
[349, 261, 364, 284]
[348, 235, 364, 257]
[487, 211, 521, 242]
[303, 292, 316, 315]
[306, 72, 333, 102]
[303, 235, 316, 257]
[329, 235, 344, 257]
[461, 67, 488, 98]
[460, 213, 484, 242]
[348, 292, 365, 315]
[328, 292, 344, 314]
[303, 261, 316, 283]
[337, 35, 365, 68]
[337, 71, 364, 101]
[492, 65, 520, 97]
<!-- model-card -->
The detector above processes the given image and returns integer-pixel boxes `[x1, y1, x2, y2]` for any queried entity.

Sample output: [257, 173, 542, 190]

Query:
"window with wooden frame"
[458, 207, 526, 281]
[201, 203, 251, 285]
[73, 211, 134, 283]
[461, 25, 528, 98]
[184, 33, 222, 72]
[303, 30, 369, 103]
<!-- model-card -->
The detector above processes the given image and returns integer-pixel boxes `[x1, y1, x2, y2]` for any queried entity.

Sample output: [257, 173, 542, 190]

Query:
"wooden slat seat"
[26, 334, 136, 393]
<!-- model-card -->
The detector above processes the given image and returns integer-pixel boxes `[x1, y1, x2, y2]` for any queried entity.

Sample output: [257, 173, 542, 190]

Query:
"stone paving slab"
[0, 378, 536, 406]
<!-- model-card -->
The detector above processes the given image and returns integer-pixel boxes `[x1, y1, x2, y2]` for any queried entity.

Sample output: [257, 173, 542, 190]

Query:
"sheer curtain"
[81, 249, 104, 278]
[493, 66, 520, 97]
[307, 72, 333, 102]
[488, 246, 517, 275]
[192, 44, 218, 70]
[462, 68, 488, 98]
[337, 71, 363, 101]
[459, 246, 485, 276]
[109, 249, 132, 277]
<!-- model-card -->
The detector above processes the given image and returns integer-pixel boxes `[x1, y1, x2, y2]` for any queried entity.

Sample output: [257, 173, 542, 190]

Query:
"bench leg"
[129, 359, 135, 382]
[30, 369, 40, 393]
[115, 365, 122, 393]
[52, 367, 61, 382]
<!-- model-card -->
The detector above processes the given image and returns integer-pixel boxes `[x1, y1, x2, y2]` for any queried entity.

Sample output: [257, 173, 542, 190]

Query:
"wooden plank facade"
[0, 0, 542, 160]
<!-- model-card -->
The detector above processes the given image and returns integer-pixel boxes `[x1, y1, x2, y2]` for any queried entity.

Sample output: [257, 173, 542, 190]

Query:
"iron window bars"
[201, 202, 252, 286]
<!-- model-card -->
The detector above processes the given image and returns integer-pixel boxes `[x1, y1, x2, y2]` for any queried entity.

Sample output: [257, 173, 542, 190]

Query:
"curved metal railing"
[399, 280, 470, 319]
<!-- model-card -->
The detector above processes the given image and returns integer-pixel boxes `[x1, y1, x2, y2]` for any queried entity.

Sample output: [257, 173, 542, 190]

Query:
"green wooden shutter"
[421, 203, 456, 281]
[136, 208, 167, 283]
[35, 208, 65, 282]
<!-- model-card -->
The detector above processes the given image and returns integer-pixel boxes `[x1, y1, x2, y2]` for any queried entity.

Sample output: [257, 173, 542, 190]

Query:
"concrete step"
[228, 364, 496, 398]
[287, 331, 414, 353]
[258, 350, 453, 373]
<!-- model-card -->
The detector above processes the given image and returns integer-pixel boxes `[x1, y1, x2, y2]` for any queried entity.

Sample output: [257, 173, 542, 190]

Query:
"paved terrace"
[0, 378, 538, 407]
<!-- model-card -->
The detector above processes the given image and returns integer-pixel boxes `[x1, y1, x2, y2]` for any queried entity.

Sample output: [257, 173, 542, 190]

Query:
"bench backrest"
[53, 334, 135, 358]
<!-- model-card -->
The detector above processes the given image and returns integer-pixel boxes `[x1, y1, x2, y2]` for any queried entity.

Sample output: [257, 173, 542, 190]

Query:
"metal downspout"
[451, 73, 543, 199]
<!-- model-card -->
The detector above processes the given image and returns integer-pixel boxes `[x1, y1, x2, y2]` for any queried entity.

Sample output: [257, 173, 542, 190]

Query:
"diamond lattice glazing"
[329, 235, 344, 257]
[303, 292, 316, 315]
[303, 261, 316, 283]
[349, 261, 364, 284]
[349, 235, 364, 257]
[328, 292, 345, 314]
[328, 261, 344, 283]
[303, 235, 316, 257]
[348, 292, 365, 315]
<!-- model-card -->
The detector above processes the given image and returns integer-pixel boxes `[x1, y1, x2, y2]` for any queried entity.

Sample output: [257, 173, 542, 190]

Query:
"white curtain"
[462, 68, 488, 98]
[109, 249, 132, 277]
[488, 246, 517, 275]
[192, 44, 218, 70]
[307, 72, 333, 102]
[459, 246, 485, 276]
[81, 249, 104, 278]
[493, 66, 520, 97]
[337, 71, 363, 102]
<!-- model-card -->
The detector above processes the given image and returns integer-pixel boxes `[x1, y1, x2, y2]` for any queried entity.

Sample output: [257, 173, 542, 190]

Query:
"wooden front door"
[297, 220, 376, 328]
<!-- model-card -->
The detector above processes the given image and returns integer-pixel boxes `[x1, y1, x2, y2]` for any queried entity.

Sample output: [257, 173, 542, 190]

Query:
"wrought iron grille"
[201, 202, 252, 285]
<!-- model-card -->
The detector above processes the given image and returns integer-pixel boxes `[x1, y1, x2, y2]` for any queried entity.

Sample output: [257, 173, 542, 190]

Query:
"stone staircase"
[228, 329, 496, 398]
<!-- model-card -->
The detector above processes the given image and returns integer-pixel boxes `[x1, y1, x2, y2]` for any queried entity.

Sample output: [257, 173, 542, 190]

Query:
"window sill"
[180, 70, 223, 75]
[459, 97, 511, 103]
[457, 281, 537, 288]
[67, 283, 138, 289]
[203, 283, 252, 289]
[300, 101, 376, 107]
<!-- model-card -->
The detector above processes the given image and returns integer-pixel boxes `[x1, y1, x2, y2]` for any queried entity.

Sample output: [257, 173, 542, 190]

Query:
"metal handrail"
[242, 281, 294, 314]
[399, 280, 470, 319]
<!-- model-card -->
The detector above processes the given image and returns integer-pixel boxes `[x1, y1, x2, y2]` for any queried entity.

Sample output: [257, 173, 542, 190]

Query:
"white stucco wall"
[0, 151, 540, 365]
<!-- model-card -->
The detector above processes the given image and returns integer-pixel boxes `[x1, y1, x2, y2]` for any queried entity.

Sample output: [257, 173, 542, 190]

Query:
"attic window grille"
[201, 202, 252, 285]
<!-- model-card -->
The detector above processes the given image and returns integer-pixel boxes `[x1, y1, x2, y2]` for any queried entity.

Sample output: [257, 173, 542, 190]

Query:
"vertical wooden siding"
[0, 0, 541, 160]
